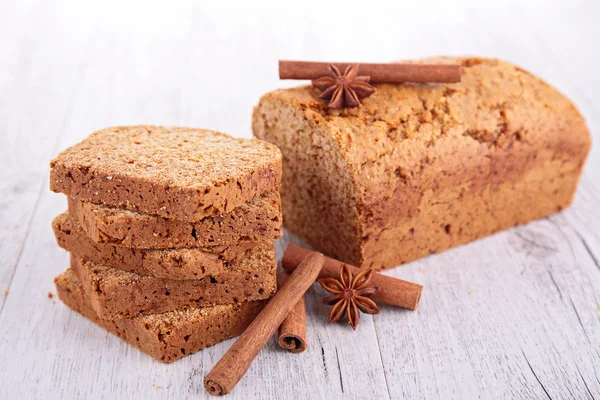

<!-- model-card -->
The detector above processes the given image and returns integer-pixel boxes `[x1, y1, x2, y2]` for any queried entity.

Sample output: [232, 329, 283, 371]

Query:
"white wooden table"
[1, 1, 599, 399]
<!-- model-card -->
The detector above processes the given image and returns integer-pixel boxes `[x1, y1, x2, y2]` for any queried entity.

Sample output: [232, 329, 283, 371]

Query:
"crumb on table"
[48, 292, 54, 299]
[3, 289, 8, 295]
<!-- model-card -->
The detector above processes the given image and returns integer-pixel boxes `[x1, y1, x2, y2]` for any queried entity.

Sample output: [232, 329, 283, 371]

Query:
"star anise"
[318, 264, 380, 330]
[311, 64, 376, 109]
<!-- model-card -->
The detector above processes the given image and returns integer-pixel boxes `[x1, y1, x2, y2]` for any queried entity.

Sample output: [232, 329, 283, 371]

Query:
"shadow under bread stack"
[49, 126, 283, 362]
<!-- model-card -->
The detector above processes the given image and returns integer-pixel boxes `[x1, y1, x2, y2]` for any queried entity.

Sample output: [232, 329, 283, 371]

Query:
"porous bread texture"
[71, 254, 276, 319]
[50, 126, 282, 222]
[55, 269, 266, 363]
[67, 191, 282, 249]
[53, 212, 271, 280]
[253, 57, 591, 269]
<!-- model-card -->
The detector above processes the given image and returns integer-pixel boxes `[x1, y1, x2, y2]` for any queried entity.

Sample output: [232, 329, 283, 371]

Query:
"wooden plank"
[374, 215, 600, 399]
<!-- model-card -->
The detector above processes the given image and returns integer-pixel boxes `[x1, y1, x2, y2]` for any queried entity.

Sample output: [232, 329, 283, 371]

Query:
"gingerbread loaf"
[53, 212, 273, 280]
[71, 255, 276, 319]
[55, 269, 266, 363]
[253, 57, 591, 269]
[67, 191, 282, 249]
[50, 126, 282, 222]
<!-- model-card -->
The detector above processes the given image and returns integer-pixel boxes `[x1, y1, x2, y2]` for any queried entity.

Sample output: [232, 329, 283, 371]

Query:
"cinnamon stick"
[204, 252, 324, 396]
[282, 244, 423, 310]
[277, 272, 307, 353]
[279, 60, 462, 83]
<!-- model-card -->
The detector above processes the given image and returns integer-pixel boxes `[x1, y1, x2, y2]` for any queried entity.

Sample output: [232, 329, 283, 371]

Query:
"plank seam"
[521, 349, 552, 400]
[569, 297, 592, 345]
[547, 271, 563, 300]
[320, 345, 328, 377]
[578, 234, 600, 271]
[576, 364, 597, 400]
[334, 347, 344, 393]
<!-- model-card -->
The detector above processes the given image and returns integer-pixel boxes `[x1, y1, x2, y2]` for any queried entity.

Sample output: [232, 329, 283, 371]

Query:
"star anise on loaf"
[311, 64, 375, 109]
[318, 264, 380, 330]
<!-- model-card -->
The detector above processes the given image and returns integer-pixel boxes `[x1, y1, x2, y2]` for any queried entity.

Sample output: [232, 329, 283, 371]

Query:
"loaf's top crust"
[256, 57, 590, 231]
[260, 57, 587, 167]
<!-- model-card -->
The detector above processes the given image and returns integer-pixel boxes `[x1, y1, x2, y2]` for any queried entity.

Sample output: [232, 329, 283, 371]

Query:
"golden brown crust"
[54, 269, 266, 363]
[70, 255, 276, 319]
[50, 126, 282, 222]
[253, 57, 591, 268]
[67, 192, 282, 249]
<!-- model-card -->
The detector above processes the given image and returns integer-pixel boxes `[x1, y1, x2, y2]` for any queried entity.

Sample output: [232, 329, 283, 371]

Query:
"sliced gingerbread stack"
[49, 126, 282, 362]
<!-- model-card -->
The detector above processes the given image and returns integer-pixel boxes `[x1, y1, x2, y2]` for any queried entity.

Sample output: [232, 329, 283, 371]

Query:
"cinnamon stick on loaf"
[279, 60, 462, 83]
[282, 244, 422, 310]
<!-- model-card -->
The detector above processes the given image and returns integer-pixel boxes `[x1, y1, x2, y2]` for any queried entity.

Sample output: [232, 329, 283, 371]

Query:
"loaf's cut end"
[50, 126, 282, 222]
[55, 268, 267, 363]
[253, 57, 591, 269]
[66, 191, 282, 249]
[52, 211, 276, 280]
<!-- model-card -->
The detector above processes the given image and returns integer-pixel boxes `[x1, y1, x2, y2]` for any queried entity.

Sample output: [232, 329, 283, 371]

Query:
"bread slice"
[50, 126, 282, 222]
[52, 212, 272, 280]
[55, 269, 266, 363]
[70, 255, 275, 319]
[253, 57, 591, 269]
[67, 191, 282, 249]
